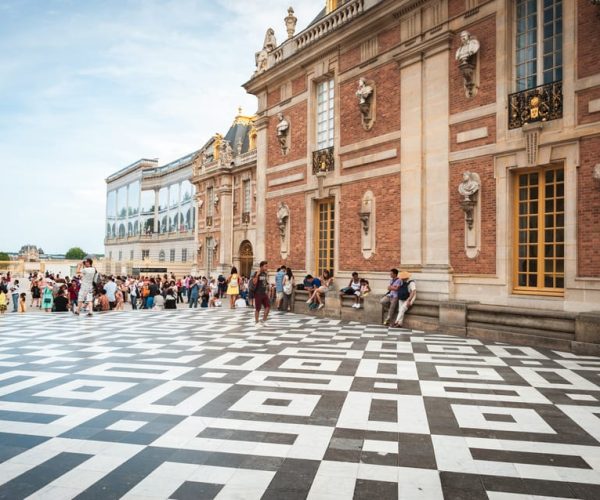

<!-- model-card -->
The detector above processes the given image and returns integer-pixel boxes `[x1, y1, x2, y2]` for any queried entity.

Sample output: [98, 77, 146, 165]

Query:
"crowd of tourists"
[0, 260, 416, 327]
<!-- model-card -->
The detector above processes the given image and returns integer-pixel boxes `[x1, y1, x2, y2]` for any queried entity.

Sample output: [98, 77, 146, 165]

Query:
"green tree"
[0, 252, 10, 261]
[65, 247, 86, 260]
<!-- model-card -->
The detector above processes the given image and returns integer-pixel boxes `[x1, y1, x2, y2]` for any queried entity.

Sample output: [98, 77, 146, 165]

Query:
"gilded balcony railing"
[312, 146, 335, 175]
[241, 212, 250, 224]
[508, 81, 563, 130]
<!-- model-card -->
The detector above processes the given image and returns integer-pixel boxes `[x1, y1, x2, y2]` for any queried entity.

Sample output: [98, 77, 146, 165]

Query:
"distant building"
[18, 245, 44, 262]
[104, 154, 197, 276]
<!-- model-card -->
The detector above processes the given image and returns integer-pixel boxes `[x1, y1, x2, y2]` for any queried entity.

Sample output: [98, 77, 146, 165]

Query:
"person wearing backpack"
[392, 271, 416, 328]
[74, 258, 97, 317]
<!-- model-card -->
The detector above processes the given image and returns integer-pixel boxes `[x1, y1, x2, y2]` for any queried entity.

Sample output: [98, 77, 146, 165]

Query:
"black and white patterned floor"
[1, 309, 600, 499]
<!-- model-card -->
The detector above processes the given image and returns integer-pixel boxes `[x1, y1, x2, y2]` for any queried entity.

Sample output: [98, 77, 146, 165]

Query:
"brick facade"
[578, 136, 600, 278]
[450, 114, 496, 152]
[267, 101, 307, 167]
[449, 156, 496, 275]
[577, 87, 600, 126]
[577, 0, 600, 79]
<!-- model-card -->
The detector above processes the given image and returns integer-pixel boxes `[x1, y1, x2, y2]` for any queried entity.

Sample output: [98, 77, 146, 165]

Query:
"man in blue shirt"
[303, 275, 321, 307]
[275, 265, 286, 310]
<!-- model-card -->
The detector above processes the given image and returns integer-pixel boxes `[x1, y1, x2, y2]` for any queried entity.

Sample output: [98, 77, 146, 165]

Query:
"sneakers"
[383, 319, 390, 326]
[255, 321, 263, 328]
[306, 299, 312, 304]
[352, 303, 361, 309]
[318, 304, 324, 310]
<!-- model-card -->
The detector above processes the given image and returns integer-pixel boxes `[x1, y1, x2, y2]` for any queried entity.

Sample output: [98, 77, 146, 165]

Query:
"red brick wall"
[267, 87, 281, 108]
[340, 61, 401, 146]
[578, 136, 600, 278]
[449, 15, 496, 115]
[292, 74, 307, 96]
[340, 45, 361, 73]
[450, 114, 496, 152]
[267, 100, 307, 167]
[449, 155, 496, 274]
[266, 193, 307, 271]
[339, 174, 401, 272]
[448, 0, 465, 19]
[266, 166, 306, 191]
[578, 0, 600, 79]
[379, 26, 400, 53]
[577, 87, 600, 126]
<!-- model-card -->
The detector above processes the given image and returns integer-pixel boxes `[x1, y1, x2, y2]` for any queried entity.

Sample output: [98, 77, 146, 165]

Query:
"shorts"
[78, 286, 93, 304]
[276, 291, 284, 301]
[254, 293, 270, 311]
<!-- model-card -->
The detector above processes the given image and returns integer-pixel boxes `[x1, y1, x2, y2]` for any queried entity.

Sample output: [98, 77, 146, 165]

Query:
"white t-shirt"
[234, 298, 247, 308]
[104, 281, 117, 301]
[80, 267, 96, 288]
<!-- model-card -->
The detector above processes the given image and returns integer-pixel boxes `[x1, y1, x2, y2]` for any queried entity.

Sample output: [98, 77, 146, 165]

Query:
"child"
[353, 278, 371, 309]
[0, 289, 6, 315]
[18, 293, 26, 313]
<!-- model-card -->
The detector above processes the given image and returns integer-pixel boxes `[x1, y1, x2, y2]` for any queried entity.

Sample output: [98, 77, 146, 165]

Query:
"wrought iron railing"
[312, 146, 335, 175]
[508, 81, 563, 130]
[205, 216, 213, 227]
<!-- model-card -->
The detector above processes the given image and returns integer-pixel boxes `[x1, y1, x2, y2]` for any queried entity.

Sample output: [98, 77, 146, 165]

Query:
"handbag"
[283, 280, 293, 295]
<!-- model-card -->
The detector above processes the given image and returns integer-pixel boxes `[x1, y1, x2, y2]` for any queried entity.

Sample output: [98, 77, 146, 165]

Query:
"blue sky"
[1, 0, 315, 254]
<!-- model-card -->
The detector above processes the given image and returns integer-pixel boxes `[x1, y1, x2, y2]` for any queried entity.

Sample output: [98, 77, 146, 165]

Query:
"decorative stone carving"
[236, 138, 243, 155]
[276, 113, 290, 155]
[255, 28, 277, 75]
[213, 133, 223, 160]
[356, 77, 375, 131]
[277, 202, 290, 258]
[284, 7, 297, 39]
[458, 171, 481, 231]
[359, 191, 375, 259]
[455, 31, 480, 98]
[218, 140, 233, 167]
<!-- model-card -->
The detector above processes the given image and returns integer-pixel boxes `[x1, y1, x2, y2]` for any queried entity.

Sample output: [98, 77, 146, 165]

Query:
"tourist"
[392, 271, 416, 328]
[75, 258, 97, 317]
[303, 275, 321, 308]
[30, 280, 41, 308]
[97, 289, 110, 311]
[104, 276, 117, 309]
[226, 267, 241, 308]
[0, 288, 6, 315]
[68, 280, 79, 313]
[129, 279, 138, 310]
[18, 293, 26, 313]
[42, 281, 54, 312]
[251, 260, 270, 326]
[380, 268, 401, 326]
[165, 286, 177, 309]
[282, 267, 295, 312]
[339, 272, 361, 299]
[147, 278, 159, 309]
[115, 286, 124, 310]
[353, 278, 371, 309]
[275, 265, 286, 310]
[307, 269, 333, 310]
[188, 278, 200, 308]
[9, 280, 20, 313]
[54, 289, 69, 312]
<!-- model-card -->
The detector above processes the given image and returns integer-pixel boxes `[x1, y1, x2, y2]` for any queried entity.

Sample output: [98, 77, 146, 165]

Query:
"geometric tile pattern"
[0, 309, 600, 499]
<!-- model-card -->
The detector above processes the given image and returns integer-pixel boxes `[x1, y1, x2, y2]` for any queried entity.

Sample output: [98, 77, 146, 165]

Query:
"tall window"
[130, 250, 134, 261]
[315, 199, 335, 277]
[182, 249, 187, 262]
[243, 179, 251, 213]
[515, 0, 562, 91]
[316, 79, 334, 150]
[514, 165, 564, 295]
[158, 250, 165, 262]
[207, 187, 214, 217]
[142, 249, 150, 260]
[118, 251, 122, 261]
[169, 249, 175, 262]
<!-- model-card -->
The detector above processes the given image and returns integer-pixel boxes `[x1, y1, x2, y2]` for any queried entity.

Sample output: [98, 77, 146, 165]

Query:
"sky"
[1, 0, 317, 255]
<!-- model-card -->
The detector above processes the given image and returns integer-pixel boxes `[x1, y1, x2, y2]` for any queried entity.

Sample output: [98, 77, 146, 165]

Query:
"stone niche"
[359, 191, 376, 258]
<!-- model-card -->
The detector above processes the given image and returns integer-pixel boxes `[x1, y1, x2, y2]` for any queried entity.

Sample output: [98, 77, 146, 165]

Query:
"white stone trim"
[456, 127, 488, 144]
[338, 130, 401, 155]
[589, 98, 600, 114]
[266, 158, 306, 174]
[342, 148, 397, 169]
[267, 172, 304, 187]
[449, 105, 496, 125]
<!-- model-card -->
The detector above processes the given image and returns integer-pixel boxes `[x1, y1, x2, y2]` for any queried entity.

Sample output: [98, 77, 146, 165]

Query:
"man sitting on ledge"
[392, 271, 416, 328]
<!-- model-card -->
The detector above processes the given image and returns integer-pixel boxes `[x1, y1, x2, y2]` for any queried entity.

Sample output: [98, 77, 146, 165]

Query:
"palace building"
[104, 109, 258, 278]
[242, 0, 600, 350]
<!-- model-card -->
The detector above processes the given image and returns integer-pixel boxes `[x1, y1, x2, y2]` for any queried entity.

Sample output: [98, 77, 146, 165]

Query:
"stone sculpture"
[458, 171, 481, 230]
[276, 113, 290, 154]
[285, 7, 297, 39]
[455, 31, 480, 98]
[356, 78, 375, 130]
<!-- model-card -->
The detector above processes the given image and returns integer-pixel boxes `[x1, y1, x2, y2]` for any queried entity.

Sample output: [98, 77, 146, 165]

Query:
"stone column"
[254, 116, 269, 266]
[217, 174, 233, 273]
[153, 189, 160, 233]
[399, 54, 423, 266]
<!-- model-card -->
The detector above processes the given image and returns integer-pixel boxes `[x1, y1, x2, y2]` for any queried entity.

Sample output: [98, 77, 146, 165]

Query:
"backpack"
[398, 280, 413, 301]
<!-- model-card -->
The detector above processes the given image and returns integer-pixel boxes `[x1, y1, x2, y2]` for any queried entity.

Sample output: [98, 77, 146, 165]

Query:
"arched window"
[158, 250, 165, 262]
[118, 224, 126, 238]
